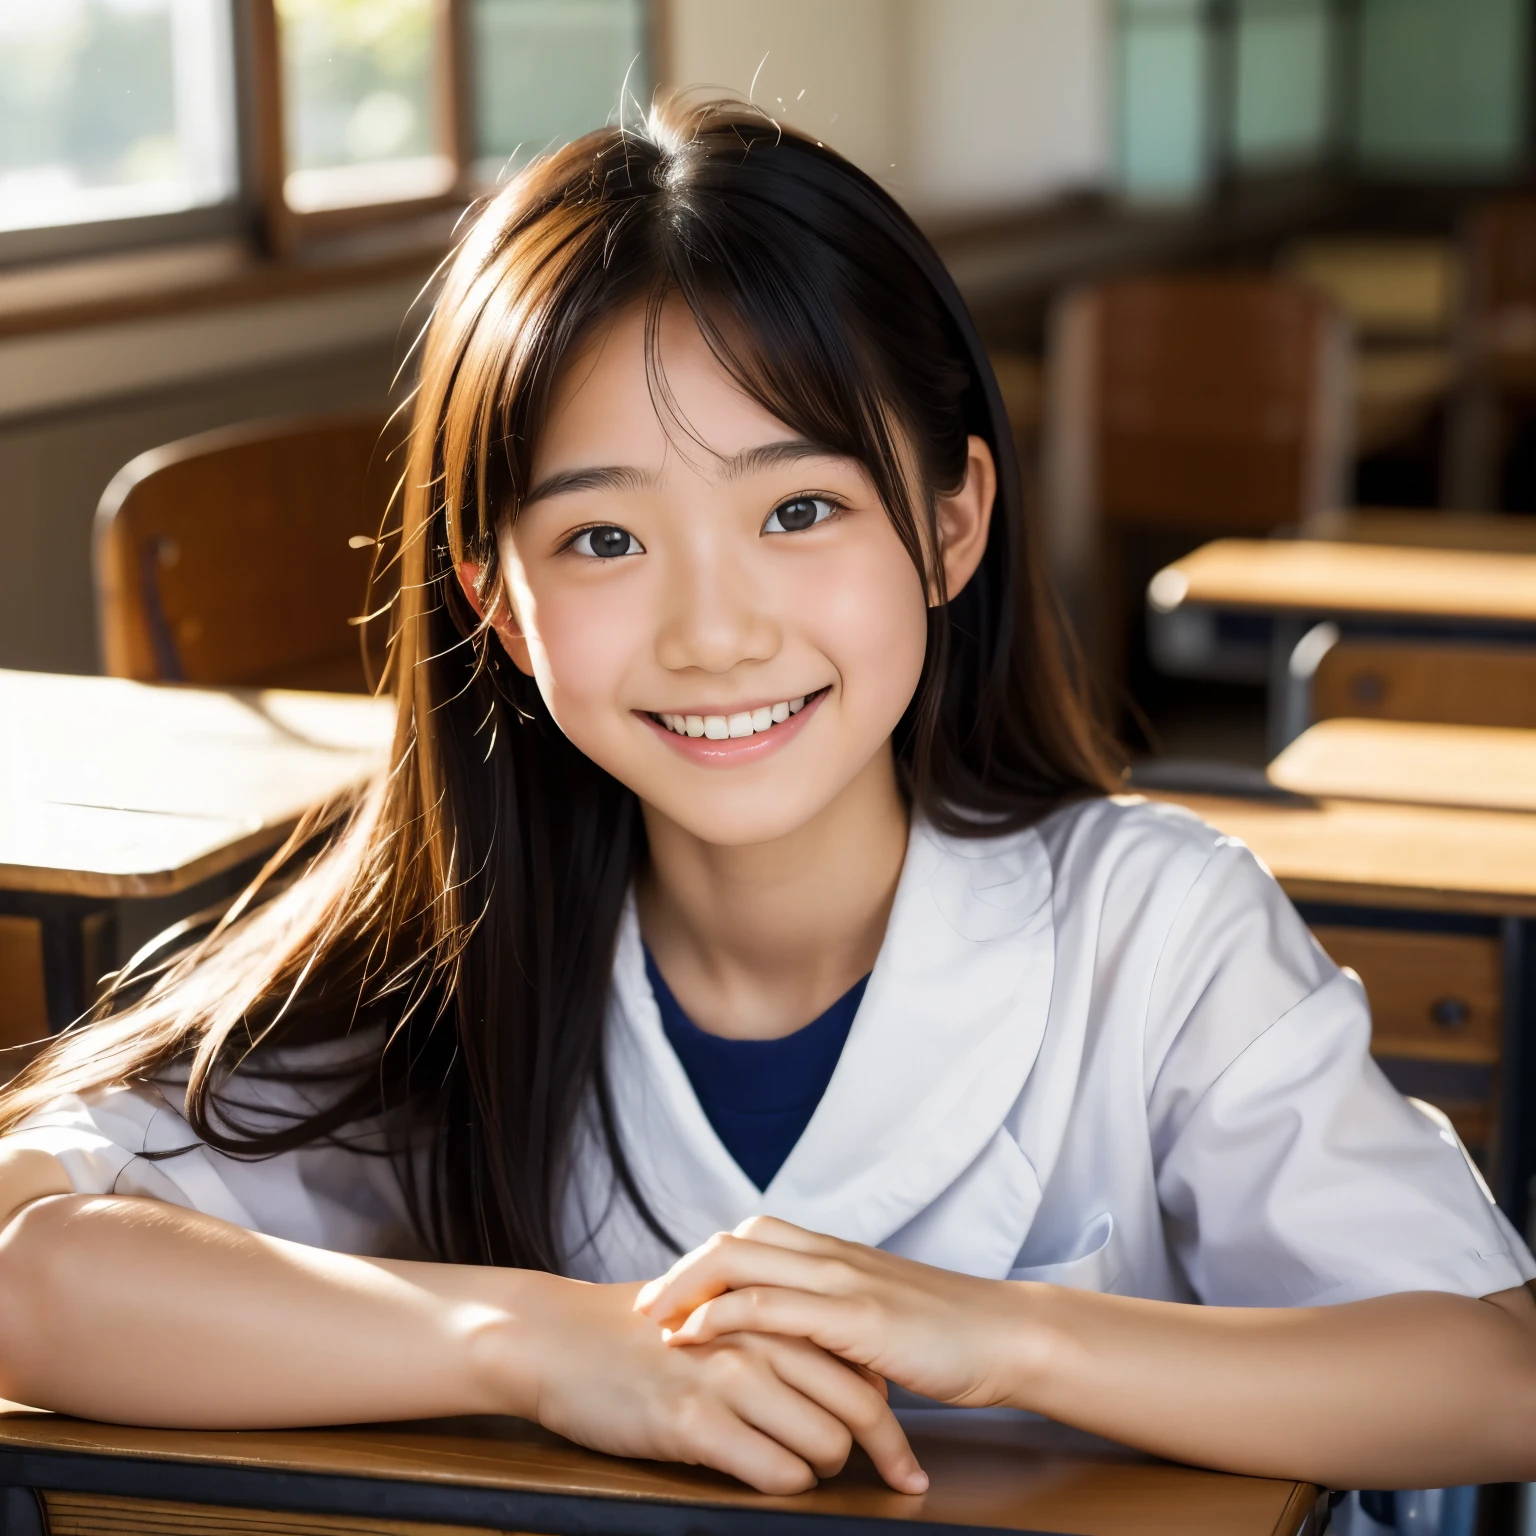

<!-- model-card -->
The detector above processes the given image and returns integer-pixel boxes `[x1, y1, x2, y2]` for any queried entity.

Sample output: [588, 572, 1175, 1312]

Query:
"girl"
[0, 99, 1533, 1500]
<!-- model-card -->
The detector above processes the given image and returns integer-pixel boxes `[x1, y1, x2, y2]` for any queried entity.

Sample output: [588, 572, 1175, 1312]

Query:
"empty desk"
[1268, 719, 1536, 813]
[0, 670, 392, 1036]
[1147, 539, 1536, 749]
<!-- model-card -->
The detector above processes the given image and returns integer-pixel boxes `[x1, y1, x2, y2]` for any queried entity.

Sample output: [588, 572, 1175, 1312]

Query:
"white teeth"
[661, 693, 816, 740]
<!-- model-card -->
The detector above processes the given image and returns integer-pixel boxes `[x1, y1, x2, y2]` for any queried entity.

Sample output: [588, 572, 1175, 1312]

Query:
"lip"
[638, 687, 829, 766]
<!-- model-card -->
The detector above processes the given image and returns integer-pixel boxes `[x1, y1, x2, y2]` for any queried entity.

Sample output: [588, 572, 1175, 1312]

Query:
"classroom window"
[1355, 0, 1529, 174]
[1232, 0, 1336, 170]
[1113, 0, 1532, 203]
[1115, 0, 1216, 203]
[276, 0, 456, 214]
[472, 0, 648, 183]
[0, 0, 239, 236]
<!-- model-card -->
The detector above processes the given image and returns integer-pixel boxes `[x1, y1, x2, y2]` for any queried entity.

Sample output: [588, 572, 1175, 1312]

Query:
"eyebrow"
[523, 438, 845, 505]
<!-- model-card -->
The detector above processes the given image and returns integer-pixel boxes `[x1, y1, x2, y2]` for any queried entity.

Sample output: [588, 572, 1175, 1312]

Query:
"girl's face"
[476, 301, 993, 848]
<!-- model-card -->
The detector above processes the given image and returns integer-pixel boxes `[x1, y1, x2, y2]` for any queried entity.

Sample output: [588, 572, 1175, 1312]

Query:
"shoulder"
[919, 794, 1256, 934]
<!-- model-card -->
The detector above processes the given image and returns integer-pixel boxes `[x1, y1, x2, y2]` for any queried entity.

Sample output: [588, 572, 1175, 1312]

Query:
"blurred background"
[1, 0, 1532, 757]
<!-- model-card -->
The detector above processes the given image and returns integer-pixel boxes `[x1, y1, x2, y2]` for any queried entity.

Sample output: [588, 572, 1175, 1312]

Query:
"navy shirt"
[644, 947, 869, 1191]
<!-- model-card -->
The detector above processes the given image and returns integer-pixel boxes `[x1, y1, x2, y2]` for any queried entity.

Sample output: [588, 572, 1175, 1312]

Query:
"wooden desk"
[0, 1410, 1324, 1536]
[1268, 720, 1536, 814]
[1309, 508, 1536, 554]
[0, 669, 392, 1032]
[1146, 791, 1536, 1216]
[1147, 539, 1536, 627]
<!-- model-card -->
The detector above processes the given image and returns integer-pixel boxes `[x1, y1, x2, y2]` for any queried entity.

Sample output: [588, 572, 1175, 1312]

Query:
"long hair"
[0, 99, 1118, 1270]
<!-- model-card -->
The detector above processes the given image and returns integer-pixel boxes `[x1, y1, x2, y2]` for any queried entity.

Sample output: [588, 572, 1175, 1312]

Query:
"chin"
[639, 782, 847, 848]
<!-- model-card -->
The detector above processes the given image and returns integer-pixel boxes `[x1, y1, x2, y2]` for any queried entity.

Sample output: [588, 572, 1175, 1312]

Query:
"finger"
[732, 1215, 840, 1251]
[669, 1286, 874, 1362]
[638, 1237, 856, 1328]
[763, 1338, 927, 1495]
[713, 1350, 856, 1481]
[675, 1403, 819, 1495]
[855, 1363, 890, 1399]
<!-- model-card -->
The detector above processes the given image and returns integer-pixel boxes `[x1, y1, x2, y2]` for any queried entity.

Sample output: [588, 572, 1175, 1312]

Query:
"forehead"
[533, 299, 800, 479]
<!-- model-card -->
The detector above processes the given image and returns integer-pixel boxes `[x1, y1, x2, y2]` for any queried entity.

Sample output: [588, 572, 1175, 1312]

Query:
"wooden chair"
[0, 916, 49, 1081]
[1446, 197, 1536, 507]
[1310, 637, 1536, 731]
[1041, 275, 1352, 697]
[94, 412, 398, 692]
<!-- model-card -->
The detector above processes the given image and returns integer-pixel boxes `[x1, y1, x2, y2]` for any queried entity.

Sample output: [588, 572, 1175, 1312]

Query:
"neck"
[636, 747, 909, 1041]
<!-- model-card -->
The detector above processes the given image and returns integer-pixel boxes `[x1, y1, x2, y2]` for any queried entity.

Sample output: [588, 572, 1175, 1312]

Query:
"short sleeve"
[3, 1059, 425, 1260]
[1146, 839, 1536, 1308]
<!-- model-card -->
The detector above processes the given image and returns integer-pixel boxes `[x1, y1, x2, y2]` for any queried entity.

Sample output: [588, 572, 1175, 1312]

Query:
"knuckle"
[735, 1215, 771, 1240]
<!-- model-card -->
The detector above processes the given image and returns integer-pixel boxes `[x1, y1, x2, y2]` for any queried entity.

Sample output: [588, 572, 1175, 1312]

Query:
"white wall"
[667, 0, 901, 184]
[901, 0, 1110, 218]
[665, 0, 1111, 221]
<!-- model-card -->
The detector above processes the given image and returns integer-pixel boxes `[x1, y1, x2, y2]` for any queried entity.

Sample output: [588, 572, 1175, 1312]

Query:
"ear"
[457, 559, 534, 676]
[932, 435, 996, 604]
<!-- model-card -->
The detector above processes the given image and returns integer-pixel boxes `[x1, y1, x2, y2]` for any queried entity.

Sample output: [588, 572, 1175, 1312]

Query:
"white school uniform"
[9, 796, 1533, 1307]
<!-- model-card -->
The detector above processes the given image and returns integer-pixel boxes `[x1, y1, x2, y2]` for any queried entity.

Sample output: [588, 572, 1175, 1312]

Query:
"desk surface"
[1149, 538, 1536, 624]
[0, 1410, 1320, 1536]
[0, 670, 393, 898]
[1143, 791, 1536, 917]
[1269, 719, 1536, 813]
[1310, 508, 1536, 554]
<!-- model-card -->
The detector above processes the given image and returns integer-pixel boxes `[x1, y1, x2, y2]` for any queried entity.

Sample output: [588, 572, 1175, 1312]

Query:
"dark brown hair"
[0, 98, 1117, 1270]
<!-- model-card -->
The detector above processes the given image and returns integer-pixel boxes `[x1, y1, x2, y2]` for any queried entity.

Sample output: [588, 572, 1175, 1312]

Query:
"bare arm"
[638, 1217, 1536, 1489]
[0, 1147, 925, 1495]
[0, 1145, 525, 1427]
[1015, 1280, 1536, 1487]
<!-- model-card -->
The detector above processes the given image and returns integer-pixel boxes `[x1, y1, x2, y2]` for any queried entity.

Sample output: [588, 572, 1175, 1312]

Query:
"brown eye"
[764, 496, 835, 534]
[572, 525, 642, 558]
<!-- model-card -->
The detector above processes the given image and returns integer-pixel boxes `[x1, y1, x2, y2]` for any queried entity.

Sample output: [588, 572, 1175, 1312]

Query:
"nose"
[654, 540, 781, 676]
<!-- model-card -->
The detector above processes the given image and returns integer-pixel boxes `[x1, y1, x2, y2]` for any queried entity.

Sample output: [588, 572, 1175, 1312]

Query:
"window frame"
[0, 0, 660, 269]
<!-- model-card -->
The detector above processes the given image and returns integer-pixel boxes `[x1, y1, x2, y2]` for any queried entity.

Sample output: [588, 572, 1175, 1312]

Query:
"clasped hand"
[635, 1216, 1034, 1429]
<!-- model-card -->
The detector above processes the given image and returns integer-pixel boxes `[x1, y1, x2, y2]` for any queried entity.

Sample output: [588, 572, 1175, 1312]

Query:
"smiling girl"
[0, 100, 1533, 1498]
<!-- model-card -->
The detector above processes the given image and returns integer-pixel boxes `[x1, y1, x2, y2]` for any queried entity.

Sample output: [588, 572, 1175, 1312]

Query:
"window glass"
[1115, 0, 1213, 203]
[277, 0, 453, 214]
[472, 0, 647, 182]
[0, 0, 237, 235]
[1356, 0, 1528, 173]
[1234, 0, 1334, 169]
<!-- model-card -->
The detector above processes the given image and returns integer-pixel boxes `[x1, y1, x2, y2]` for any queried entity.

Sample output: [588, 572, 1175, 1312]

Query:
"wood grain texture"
[94, 411, 397, 691]
[0, 671, 392, 897]
[1311, 927, 1502, 1064]
[1311, 640, 1536, 731]
[1268, 720, 1536, 813]
[1086, 277, 1345, 534]
[1152, 539, 1536, 624]
[1140, 792, 1536, 916]
[0, 915, 47, 1051]
[0, 1411, 1316, 1536]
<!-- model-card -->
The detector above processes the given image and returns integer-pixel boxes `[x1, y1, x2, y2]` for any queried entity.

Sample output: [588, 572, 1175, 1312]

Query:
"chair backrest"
[94, 412, 396, 692]
[1041, 274, 1352, 668]
[1312, 638, 1536, 731]
[1463, 197, 1536, 322]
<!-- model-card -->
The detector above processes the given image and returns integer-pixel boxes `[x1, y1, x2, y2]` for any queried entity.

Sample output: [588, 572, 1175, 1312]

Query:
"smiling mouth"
[648, 687, 829, 740]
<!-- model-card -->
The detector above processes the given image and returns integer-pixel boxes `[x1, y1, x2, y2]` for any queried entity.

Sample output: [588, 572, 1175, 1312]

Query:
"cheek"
[517, 577, 648, 735]
[800, 535, 929, 721]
